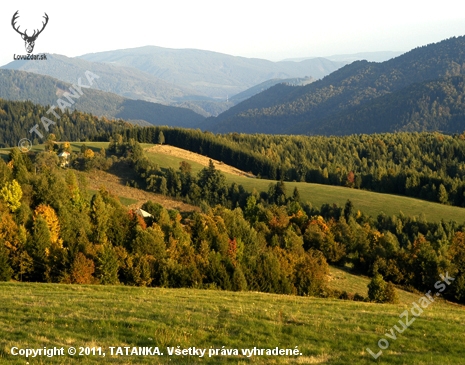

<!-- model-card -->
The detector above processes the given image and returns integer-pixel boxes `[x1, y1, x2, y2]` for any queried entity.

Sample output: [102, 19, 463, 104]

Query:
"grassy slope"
[0, 281, 464, 365]
[142, 144, 465, 224]
[328, 266, 428, 305]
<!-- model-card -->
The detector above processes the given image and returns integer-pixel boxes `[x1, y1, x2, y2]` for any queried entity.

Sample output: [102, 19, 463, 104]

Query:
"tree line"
[0, 98, 129, 148]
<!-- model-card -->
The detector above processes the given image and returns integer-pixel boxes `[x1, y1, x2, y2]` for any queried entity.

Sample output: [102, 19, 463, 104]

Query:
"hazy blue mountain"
[0, 69, 204, 128]
[2, 54, 228, 116]
[2, 54, 201, 105]
[79, 47, 345, 98]
[325, 51, 403, 63]
[230, 76, 315, 104]
[282, 51, 403, 63]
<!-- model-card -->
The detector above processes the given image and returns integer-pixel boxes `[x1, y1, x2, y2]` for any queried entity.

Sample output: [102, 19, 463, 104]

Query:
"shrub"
[368, 273, 399, 303]
[232, 265, 248, 291]
[384, 281, 399, 304]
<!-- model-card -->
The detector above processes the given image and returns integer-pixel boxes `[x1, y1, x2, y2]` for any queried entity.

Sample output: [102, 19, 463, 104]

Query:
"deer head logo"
[12, 11, 49, 54]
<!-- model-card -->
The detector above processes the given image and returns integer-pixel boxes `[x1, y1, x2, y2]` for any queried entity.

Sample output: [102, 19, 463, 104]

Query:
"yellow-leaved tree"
[33, 204, 63, 249]
[84, 149, 95, 159]
[0, 179, 22, 212]
[33, 204, 66, 282]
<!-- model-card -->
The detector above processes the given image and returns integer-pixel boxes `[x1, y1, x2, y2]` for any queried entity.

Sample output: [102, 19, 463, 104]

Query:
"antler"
[31, 13, 49, 39]
[11, 10, 26, 37]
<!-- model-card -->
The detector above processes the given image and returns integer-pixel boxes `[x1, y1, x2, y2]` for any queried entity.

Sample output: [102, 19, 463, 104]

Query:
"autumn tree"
[0, 179, 22, 212]
[130, 254, 153, 286]
[346, 171, 355, 188]
[449, 232, 465, 301]
[34, 204, 66, 281]
[157, 131, 165, 145]
[294, 250, 328, 296]
[34, 204, 63, 249]
[70, 252, 95, 284]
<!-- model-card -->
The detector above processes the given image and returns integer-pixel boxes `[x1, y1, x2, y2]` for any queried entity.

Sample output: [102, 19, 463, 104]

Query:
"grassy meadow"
[0, 279, 464, 365]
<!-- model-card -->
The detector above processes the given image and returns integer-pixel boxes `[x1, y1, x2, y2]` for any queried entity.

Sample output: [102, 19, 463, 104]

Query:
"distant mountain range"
[2, 54, 199, 105]
[202, 36, 465, 135]
[282, 51, 403, 63]
[79, 47, 346, 98]
[2, 47, 347, 117]
[324, 51, 403, 63]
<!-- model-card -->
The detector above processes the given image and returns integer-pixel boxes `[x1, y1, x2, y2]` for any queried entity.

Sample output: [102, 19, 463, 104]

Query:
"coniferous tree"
[232, 265, 248, 291]
[28, 216, 52, 282]
[438, 184, 448, 204]
[90, 192, 110, 245]
[368, 273, 387, 303]
[292, 186, 300, 202]
[96, 244, 119, 285]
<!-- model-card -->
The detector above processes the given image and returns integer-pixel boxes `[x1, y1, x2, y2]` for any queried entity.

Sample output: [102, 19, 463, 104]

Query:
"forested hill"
[0, 69, 205, 128]
[204, 36, 465, 135]
[311, 75, 465, 135]
[0, 98, 131, 147]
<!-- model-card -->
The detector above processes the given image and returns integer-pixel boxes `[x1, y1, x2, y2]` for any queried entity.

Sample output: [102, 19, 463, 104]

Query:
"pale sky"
[2, 0, 465, 66]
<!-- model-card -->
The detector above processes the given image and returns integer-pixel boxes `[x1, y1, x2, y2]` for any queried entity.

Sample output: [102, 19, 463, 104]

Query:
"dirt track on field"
[145, 145, 255, 178]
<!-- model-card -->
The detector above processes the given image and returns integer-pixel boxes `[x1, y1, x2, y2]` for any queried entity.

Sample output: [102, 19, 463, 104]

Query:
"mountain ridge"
[0, 69, 205, 128]
[4, 49, 347, 117]
[204, 36, 465, 135]
[78, 46, 346, 98]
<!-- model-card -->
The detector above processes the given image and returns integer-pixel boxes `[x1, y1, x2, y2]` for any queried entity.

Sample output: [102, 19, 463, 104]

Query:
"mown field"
[0, 273, 464, 365]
